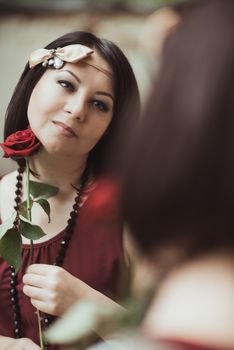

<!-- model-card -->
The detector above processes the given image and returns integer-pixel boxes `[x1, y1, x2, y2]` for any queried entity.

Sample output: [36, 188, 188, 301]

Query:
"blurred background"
[0, 0, 181, 175]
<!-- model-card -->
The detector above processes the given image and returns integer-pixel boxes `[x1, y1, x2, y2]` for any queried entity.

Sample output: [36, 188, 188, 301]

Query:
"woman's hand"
[0, 336, 40, 349]
[22, 264, 87, 316]
[23, 264, 125, 318]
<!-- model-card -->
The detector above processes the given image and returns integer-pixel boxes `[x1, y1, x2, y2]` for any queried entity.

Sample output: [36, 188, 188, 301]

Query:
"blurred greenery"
[44, 296, 150, 349]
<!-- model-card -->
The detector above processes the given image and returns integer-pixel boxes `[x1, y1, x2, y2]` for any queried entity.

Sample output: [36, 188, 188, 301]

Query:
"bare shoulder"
[0, 170, 18, 193]
[0, 171, 18, 220]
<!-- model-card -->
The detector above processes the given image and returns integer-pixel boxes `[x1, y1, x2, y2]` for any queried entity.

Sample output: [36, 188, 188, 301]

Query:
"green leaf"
[29, 181, 58, 200]
[36, 198, 51, 223]
[19, 199, 33, 220]
[0, 212, 17, 240]
[0, 228, 22, 272]
[19, 220, 46, 240]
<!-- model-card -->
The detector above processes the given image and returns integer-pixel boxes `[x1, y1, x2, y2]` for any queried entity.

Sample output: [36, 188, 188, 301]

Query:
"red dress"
[0, 178, 124, 349]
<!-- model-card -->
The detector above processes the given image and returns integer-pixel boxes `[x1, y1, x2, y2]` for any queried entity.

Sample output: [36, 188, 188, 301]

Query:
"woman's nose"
[64, 98, 87, 122]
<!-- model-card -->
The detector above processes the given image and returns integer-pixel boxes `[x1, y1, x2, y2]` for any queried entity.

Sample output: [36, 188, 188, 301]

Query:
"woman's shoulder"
[0, 170, 18, 191]
[0, 171, 18, 220]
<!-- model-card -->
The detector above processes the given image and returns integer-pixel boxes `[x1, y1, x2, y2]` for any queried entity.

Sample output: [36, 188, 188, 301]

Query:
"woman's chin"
[39, 143, 72, 157]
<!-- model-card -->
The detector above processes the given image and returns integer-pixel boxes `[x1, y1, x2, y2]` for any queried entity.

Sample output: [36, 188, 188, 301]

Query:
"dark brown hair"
[4, 31, 140, 175]
[123, 0, 234, 259]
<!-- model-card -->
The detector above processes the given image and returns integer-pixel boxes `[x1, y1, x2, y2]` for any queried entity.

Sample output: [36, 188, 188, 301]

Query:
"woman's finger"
[26, 264, 60, 275]
[30, 298, 52, 314]
[23, 273, 46, 288]
[30, 297, 58, 316]
[22, 284, 49, 302]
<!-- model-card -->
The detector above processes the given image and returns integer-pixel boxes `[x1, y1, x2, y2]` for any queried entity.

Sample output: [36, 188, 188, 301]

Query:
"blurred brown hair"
[123, 0, 234, 259]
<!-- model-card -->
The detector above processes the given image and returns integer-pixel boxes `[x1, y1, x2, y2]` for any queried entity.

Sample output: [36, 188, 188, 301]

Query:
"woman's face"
[27, 51, 114, 159]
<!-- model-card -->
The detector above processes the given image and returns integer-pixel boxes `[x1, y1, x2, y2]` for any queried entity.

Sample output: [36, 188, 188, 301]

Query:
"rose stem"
[25, 157, 44, 350]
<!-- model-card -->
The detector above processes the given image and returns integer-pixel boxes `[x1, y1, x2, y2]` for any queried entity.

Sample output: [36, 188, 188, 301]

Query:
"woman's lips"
[52, 121, 77, 137]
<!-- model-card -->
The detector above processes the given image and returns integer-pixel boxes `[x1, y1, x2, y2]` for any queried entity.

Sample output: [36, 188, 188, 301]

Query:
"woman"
[123, 0, 234, 349]
[0, 31, 140, 349]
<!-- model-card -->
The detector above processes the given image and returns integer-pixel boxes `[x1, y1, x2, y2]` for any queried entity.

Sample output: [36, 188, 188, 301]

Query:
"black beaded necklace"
[9, 166, 89, 347]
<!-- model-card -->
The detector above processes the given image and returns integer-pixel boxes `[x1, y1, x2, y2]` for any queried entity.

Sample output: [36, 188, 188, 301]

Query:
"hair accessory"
[29, 44, 94, 69]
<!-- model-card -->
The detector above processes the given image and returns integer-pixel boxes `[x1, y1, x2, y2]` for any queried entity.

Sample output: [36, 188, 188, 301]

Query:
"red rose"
[0, 128, 41, 158]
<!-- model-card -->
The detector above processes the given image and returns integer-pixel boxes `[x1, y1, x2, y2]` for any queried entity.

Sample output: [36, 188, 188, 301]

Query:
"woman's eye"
[92, 100, 109, 112]
[57, 80, 75, 91]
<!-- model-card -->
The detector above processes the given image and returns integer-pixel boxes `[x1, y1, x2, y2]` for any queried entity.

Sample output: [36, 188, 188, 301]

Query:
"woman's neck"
[28, 149, 88, 193]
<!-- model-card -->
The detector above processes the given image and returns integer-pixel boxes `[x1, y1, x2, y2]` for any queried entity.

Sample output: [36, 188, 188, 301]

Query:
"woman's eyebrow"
[96, 91, 114, 102]
[61, 70, 81, 83]
[59, 70, 114, 102]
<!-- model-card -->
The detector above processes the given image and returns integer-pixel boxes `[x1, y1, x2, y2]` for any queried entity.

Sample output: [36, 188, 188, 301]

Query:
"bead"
[12, 304, 19, 311]
[16, 175, 23, 181]
[64, 226, 73, 235]
[15, 197, 21, 204]
[10, 280, 16, 286]
[56, 257, 64, 267]
[60, 240, 68, 247]
[75, 195, 81, 203]
[18, 167, 24, 174]
[44, 317, 50, 325]
[10, 288, 16, 295]
[14, 328, 20, 335]
[58, 249, 65, 258]
[16, 182, 22, 189]
[55, 256, 63, 266]
[62, 231, 71, 239]
[14, 320, 19, 326]
[15, 189, 21, 196]
[48, 58, 54, 66]
[72, 203, 79, 211]
[70, 211, 77, 219]
[13, 312, 19, 319]
[64, 229, 72, 238]
[67, 218, 75, 227]
[53, 56, 64, 69]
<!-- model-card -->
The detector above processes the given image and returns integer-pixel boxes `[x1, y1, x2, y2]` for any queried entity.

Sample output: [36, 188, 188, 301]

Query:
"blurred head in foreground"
[122, 0, 234, 348]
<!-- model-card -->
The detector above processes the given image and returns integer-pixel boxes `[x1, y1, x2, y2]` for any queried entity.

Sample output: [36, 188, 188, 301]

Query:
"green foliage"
[0, 228, 22, 272]
[35, 198, 51, 223]
[0, 212, 17, 240]
[45, 297, 147, 347]
[29, 180, 58, 200]
[19, 199, 33, 219]
[45, 299, 119, 345]
[0, 181, 58, 271]
[0, 212, 22, 271]
[19, 219, 46, 240]
[19, 181, 58, 223]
